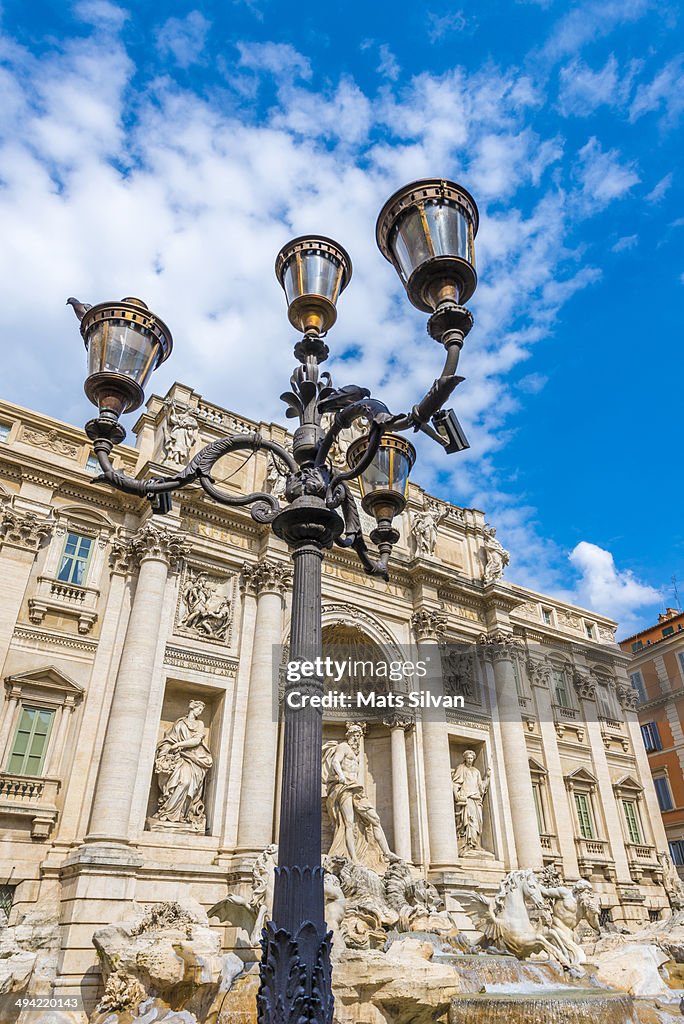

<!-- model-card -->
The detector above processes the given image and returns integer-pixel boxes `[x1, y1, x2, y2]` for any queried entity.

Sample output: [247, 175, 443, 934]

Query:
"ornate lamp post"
[68, 177, 479, 1023]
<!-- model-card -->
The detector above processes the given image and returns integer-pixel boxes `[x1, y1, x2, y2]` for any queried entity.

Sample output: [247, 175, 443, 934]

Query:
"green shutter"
[622, 800, 641, 844]
[7, 707, 55, 776]
[574, 793, 595, 839]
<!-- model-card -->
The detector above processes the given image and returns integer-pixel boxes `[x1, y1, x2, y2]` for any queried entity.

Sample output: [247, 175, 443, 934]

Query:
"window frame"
[56, 531, 94, 587]
[654, 775, 674, 812]
[630, 671, 646, 703]
[574, 791, 596, 839]
[6, 705, 55, 776]
[552, 667, 572, 709]
[641, 721, 662, 752]
[669, 839, 684, 865]
[621, 798, 642, 844]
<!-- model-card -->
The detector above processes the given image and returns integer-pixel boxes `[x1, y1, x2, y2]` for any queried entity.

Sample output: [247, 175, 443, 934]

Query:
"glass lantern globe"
[80, 298, 173, 418]
[375, 178, 479, 313]
[275, 236, 352, 335]
[347, 432, 416, 524]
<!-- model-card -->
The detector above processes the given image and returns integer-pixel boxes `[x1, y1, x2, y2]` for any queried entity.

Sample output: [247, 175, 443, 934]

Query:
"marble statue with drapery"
[149, 700, 213, 833]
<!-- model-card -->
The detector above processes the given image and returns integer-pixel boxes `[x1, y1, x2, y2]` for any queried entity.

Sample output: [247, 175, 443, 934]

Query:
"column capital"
[411, 608, 447, 643]
[573, 670, 597, 701]
[616, 681, 639, 712]
[382, 715, 414, 731]
[477, 630, 523, 662]
[241, 558, 292, 596]
[108, 532, 135, 576]
[130, 522, 191, 571]
[0, 506, 52, 552]
[526, 656, 552, 687]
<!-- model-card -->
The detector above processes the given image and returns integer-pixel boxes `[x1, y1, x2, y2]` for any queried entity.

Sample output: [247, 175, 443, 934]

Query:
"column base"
[258, 920, 334, 1024]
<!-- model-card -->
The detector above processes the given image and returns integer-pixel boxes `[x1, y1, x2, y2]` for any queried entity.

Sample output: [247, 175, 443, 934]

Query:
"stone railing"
[575, 836, 615, 880]
[552, 703, 579, 720]
[28, 575, 99, 634]
[625, 841, 660, 882]
[0, 772, 60, 838]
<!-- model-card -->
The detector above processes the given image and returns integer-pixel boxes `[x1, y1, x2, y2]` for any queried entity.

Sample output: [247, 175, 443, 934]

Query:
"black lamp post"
[68, 177, 479, 1024]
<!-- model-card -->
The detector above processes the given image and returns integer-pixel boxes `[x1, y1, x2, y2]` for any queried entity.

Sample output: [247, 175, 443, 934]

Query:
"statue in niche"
[265, 451, 288, 500]
[482, 524, 510, 584]
[162, 401, 198, 466]
[411, 503, 447, 557]
[451, 749, 491, 854]
[179, 570, 232, 641]
[149, 700, 213, 833]
[322, 723, 399, 873]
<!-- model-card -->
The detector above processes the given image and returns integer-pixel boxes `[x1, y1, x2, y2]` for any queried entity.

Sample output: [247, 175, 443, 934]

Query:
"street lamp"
[67, 176, 479, 1024]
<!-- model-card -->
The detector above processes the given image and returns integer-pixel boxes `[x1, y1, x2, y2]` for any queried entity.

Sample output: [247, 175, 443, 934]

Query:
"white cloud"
[237, 41, 312, 81]
[541, 0, 651, 63]
[377, 44, 400, 82]
[157, 11, 211, 70]
[629, 56, 684, 125]
[575, 136, 640, 210]
[557, 54, 639, 116]
[426, 10, 467, 42]
[645, 171, 673, 203]
[569, 542, 661, 630]
[73, 0, 128, 29]
[611, 234, 638, 252]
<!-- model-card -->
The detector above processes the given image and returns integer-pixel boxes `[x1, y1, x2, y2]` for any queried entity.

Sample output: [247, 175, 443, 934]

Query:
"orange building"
[621, 608, 684, 871]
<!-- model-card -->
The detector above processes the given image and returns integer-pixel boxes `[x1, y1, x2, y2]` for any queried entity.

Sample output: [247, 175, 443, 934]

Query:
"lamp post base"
[258, 914, 334, 1024]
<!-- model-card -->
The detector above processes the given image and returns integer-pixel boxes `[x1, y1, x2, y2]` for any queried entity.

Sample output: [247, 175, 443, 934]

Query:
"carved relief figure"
[411, 503, 446, 557]
[162, 401, 198, 466]
[482, 524, 510, 584]
[150, 700, 213, 832]
[179, 570, 232, 641]
[265, 451, 288, 499]
[322, 723, 399, 872]
[452, 750, 491, 853]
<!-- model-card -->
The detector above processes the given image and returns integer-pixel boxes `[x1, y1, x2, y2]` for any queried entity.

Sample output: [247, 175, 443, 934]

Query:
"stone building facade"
[0, 383, 671, 1006]
[620, 607, 684, 874]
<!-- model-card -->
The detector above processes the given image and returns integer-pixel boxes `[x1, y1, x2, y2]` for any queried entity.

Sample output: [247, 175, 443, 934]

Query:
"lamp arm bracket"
[88, 424, 291, 523]
[327, 416, 388, 489]
[328, 481, 390, 581]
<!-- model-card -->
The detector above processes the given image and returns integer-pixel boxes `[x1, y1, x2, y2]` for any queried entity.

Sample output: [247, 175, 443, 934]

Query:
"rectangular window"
[641, 721, 662, 752]
[632, 640, 644, 652]
[542, 608, 552, 625]
[6, 706, 55, 776]
[630, 671, 646, 703]
[0, 424, 9, 443]
[678, 652, 684, 680]
[597, 683, 614, 719]
[654, 776, 674, 812]
[533, 784, 546, 833]
[574, 792, 595, 839]
[669, 840, 684, 865]
[553, 669, 571, 708]
[663, 625, 675, 637]
[622, 800, 642, 844]
[57, 532, 93, 586]
[585, 621, 594, 640]
[85, 454, 100, 472]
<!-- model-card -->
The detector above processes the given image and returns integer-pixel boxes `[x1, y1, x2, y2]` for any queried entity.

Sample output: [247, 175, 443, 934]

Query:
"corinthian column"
[0, 505, 52, 673]
[236, 558, 292, 855]
[412, 609, 459, 871]
[485, 632, 543, 869]
[86, 523, 189, 845]
[385, 716, 413, 863]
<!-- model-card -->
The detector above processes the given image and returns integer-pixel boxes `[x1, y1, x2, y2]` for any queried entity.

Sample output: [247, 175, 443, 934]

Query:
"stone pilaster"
[235, 558, 292, 855]
[411, 609, 459, 871]
[0, 504, 52, 675]
[384, 716, 413, 863]
[86, 523, 190, 845]
[484, 632, 543, 870]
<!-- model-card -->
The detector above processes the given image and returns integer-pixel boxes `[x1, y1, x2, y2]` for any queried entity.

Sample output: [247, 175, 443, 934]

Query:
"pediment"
[613, 773, 643, 795]
[5, 666, 84, 697]
[565, 766, 598, 786]
[528, 757, 548, 777]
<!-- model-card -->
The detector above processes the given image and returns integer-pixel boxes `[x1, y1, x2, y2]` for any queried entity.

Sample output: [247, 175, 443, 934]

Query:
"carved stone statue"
[482, 524, 510, 584]
[326, 857, 398, 949]
[265, 451, 288, 499]
[411, 503, 446, 557]
[452, 750, 491, 854]
[659, 850, 684, 911]
[149, 701, 213, 833]
[179, 570, 232, 641]
[209, 843, 278, 945]
[163, 401, 198, 466]
[322, 723, 399, 872]
[538, 871, 601, 968]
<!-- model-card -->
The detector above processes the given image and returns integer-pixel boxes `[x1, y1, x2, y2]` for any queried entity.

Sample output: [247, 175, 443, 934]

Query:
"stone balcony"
[552, 704, 585, 742]
[599, 715, 629, 752]
[625, 841, 662, 882]
[28, 575, 99, 634]
[575, 836, 616, 880]
[0, 772, 61, 838]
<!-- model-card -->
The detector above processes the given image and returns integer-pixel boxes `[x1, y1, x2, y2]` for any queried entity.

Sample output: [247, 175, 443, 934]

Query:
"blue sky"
[0, 0, 682, 634]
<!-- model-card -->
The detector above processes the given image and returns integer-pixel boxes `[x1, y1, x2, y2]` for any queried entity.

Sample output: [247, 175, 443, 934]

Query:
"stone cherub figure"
[322, 723, 399, 873]
[150, 700, 213, 832]
[482, 524, 510, 584]
[451, 749, 491, 853]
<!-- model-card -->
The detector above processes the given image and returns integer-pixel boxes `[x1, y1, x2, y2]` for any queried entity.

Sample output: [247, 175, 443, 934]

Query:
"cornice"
[163, 643, 238, 677]
[12, 625, 98, 655]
